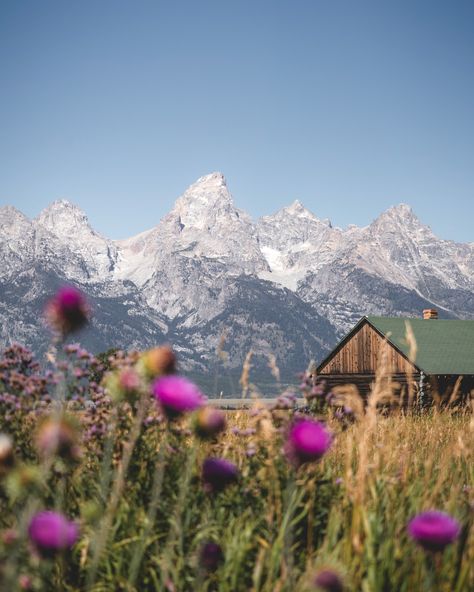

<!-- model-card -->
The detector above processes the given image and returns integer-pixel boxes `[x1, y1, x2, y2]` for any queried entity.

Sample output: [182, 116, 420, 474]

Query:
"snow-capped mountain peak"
[0, 204, 31, 228]
[35, 199, 117, 278]
[283, 199, 319, 220]
[1, 174, 473, 381]
[36, 199, 91, 235]
[168, 172, 236, 231]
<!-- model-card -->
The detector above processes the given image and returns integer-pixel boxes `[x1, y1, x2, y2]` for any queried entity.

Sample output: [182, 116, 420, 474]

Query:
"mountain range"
[1, 172, 473, 391]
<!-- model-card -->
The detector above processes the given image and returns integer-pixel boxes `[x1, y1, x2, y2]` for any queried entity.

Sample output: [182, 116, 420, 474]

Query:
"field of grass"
[0, 339, 472, 591]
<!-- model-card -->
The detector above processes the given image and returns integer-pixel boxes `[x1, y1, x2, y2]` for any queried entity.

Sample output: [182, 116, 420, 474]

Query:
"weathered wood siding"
[319, 321, 416, 375]
[317, 372, 421, 397]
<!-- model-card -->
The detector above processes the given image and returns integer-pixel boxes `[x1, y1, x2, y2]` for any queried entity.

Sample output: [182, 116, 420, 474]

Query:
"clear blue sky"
[1, 0, 473, 241]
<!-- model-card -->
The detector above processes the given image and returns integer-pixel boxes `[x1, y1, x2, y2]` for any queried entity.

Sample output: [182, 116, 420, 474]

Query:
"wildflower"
[202, 458, 239, 493]
[194, 407, 226, 440]
[18, 575, 32, 590]
[104, 367, 141, 403]
[199, 542, 223, 572]
[28, 511, 78, 556]
[285, 419, 332, 466]
[2, 528, 18, 545]
[0, 434, 14, 474]
[35, 417, 81, 461]
[408, 510, 460, 552]
[313, 568, 344, 592]
[141, 346, 176, 378]
[153, 376, 204, 419]
[45, 286, 89, 336]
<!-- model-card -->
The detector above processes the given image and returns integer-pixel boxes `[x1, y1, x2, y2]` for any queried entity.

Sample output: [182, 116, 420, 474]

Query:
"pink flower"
[153, 376, 204, 419]
[28, 511, 78, 556]
[408, 511, 460, 552]
[285, 419, 332, 466]
[45, 286, 89, 336]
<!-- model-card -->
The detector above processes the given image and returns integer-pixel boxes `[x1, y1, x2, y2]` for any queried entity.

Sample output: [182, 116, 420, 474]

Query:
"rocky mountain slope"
[1, 172, 473, 389]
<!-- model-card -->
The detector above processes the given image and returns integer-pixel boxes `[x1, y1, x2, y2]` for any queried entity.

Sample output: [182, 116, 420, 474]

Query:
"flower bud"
[313, 568, 344, 592]
[35, 417, 81, 461]
[45, 286, 89, 336]
[140, 346, 176, 379]
[202, 457, 239, 493]
[104, 367, 141, 403]
[0, 434, 14, 474]
[194, 407, 226, 440]
[199, 542, 223, 572]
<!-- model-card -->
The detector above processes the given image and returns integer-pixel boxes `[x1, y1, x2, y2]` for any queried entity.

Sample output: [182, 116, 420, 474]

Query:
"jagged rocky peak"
[284, 199, 315, 217]
[36, 198, 91, 233]
[34, 198, 118, 277]
[167, 171, 246, 231]
[372, 203, 421, 227]
[0, 205, 30, 226]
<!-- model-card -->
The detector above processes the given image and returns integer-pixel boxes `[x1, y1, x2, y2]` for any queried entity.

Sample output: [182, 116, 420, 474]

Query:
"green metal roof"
[367, 316, 474, 375]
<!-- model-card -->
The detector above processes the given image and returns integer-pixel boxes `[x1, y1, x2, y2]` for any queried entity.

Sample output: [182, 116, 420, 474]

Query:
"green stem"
[127, 429, 168, 587]
[85, 393, 149, 588]
[160, 439, 197, 587]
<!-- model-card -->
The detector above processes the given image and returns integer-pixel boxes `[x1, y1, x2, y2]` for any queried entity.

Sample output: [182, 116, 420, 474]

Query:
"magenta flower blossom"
[45, 286, 89, 336]
[199, 542, 224, 571]
[285, 419, 332, 465]
[153, 376, 204, 419]
[28, 511, 78, 556]
[408, 510, 460, 552]
[202, 457, 239, 493]
[313, 569, 344, 592]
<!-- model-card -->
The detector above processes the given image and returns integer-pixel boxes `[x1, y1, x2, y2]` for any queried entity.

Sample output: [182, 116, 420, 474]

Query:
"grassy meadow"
[0, 287, 472, 591]
[0, 346, 472, 591]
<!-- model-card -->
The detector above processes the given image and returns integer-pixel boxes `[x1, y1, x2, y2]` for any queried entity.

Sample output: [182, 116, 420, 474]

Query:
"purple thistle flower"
[313, 568, 344, 592]
[202, 457, 239, 493]
[199, 542, 223, 571]
[28, 511, 78, 556]
[45, 286, 89, 336]
[153, 376, 204, 419]
[408, 510, 460, 552]
[285, 419, 332, 466]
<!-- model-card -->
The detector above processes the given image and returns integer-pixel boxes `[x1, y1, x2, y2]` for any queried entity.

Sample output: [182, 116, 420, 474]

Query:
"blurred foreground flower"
[285, 419, 332, 466]
[140, 345, 176, 379]
[18, 575, 33, 590]
[104, 367, 141, 403]
[28, 511, 78, 556]
[313, 568, 344, 592]
[35, 416, 81, 461]
[153, 376, 204, 419]
[202, 458, 239, 493]
[45, 286, 89, 336]
[0, 434, 14, 474]
[194, 407, 226, 440]
[199, 542, 223, 572]
[407, 510, 460, 552]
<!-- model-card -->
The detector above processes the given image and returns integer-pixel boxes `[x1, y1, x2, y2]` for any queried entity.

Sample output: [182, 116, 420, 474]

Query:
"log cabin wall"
[319, 321, 416, 375]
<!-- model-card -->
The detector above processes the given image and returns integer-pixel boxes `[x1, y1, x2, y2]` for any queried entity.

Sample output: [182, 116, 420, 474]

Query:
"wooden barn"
[316, 310, 474, 403]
